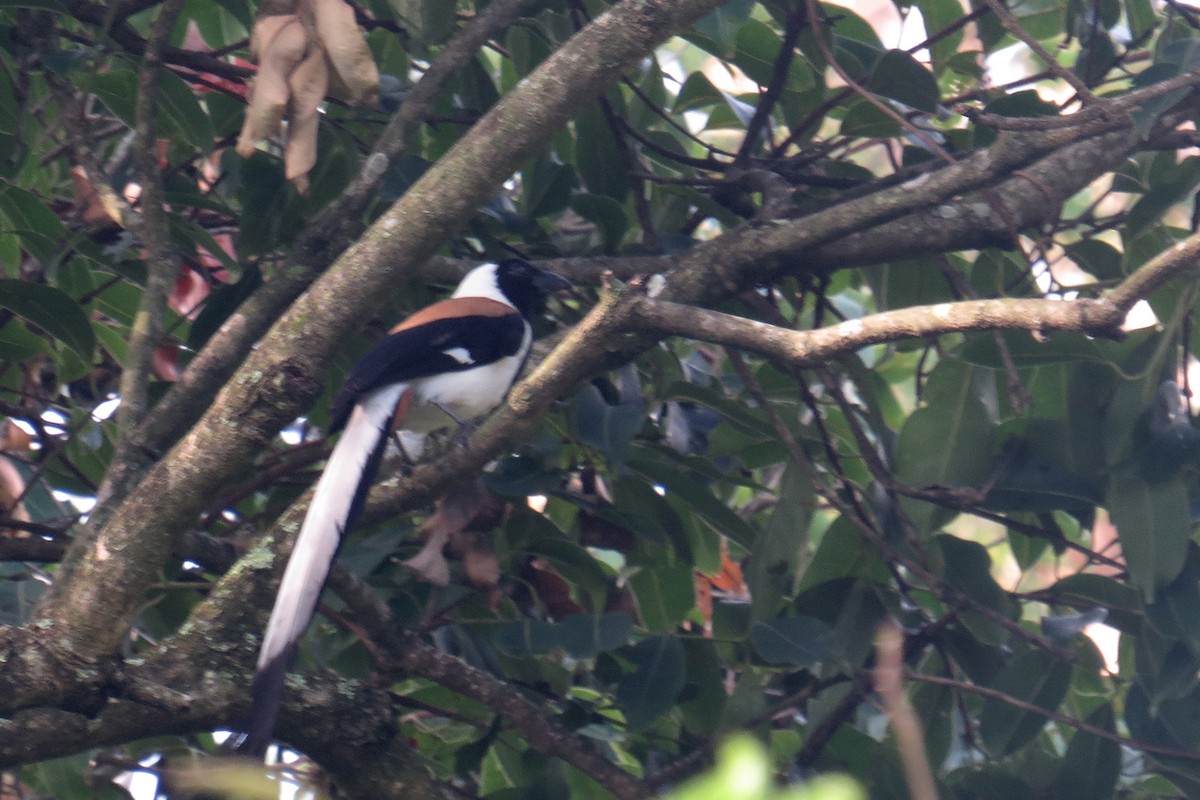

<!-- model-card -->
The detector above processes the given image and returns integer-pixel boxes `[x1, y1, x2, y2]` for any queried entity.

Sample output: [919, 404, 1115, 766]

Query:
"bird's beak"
[532, 271, 568, 292]
[535, 271, 572, 294]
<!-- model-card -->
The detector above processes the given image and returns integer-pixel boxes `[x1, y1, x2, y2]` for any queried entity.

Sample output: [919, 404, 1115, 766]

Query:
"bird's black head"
[494, 258, 571, 319]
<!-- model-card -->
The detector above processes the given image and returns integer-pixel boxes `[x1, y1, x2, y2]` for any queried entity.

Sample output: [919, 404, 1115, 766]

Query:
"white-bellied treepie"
[238, 258, 569, 755]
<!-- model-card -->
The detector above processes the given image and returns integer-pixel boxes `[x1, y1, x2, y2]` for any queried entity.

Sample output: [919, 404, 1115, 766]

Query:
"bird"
[238, 258, 570, 756]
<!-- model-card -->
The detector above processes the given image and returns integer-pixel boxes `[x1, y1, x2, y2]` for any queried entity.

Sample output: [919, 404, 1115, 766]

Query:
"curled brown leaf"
[236, 16, 309, 158]
[284, 44, 330, 192]
[309, 0, 379, 107]
[250, 13, 300, 59]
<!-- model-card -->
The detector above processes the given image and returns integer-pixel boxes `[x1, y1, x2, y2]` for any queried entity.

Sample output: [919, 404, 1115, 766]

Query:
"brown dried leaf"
[0, 456, 29, 538]
[70, 166, 121, 225]
[0, 420, 32, 453]
[249, 13, 300, 60]
[524, 558, 585, 618]
[309, 0, 378, 107]
[236, 17, 309, 158]
[406, 481, 504, 585]
[404, 533, 451, 586]
[284, 45, 330, 188]
[451, 532, 500, 589]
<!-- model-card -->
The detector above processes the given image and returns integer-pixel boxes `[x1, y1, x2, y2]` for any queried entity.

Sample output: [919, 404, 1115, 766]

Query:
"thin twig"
[902, 669, 1200, 762]
[979, 0, 1098, 104]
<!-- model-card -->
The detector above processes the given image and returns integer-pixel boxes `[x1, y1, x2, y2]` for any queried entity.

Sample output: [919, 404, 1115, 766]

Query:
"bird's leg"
[390, 432, 414, 474]
[431, 402, 476, 448]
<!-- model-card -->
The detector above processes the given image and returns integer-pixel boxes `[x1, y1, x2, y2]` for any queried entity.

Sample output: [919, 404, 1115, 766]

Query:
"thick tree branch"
[627, 295, 1122, 363]
[108, 0, 187, 478]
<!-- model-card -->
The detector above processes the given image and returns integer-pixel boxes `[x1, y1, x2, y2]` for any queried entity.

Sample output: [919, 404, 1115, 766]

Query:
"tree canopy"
[3, 0, 1200, 797]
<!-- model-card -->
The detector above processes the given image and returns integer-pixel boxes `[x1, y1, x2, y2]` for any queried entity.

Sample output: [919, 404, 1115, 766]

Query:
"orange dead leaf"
[709, 543, 748, 596]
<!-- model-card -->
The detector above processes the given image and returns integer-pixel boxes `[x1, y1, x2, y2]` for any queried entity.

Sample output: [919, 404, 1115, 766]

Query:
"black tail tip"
[229, 651, 294, 759]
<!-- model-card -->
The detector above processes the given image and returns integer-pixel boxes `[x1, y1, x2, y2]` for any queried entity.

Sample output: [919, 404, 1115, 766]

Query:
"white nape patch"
[647, 274, 667, 298]
[443, 347, 473, 365]
[451, 262, 506, 303]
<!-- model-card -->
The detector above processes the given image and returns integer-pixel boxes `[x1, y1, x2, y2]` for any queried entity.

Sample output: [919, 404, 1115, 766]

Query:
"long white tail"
[239, 383, 405, 755]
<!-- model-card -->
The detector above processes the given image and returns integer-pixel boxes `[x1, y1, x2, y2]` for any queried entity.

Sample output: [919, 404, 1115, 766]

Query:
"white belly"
[405, 352, 526, 433]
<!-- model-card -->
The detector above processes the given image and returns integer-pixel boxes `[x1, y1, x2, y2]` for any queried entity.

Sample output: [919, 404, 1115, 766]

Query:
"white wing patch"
[443, 347, 474, 365]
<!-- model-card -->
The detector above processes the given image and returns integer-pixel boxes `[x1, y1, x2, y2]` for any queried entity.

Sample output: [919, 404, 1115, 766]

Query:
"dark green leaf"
[1126, 155, 1200, 234]
[0, 279, 94, 359]
[868, 50, 939, 112]
[840, 101, 900, 138]
[574, 104, 628, 202]
[979, 650, 1072, 755]
[1065, 238, 1123, 280]
[663, 381, 775, 438]
[571, 382, 642, 464]
[493, 618, 561, 657]
[936, 534, 1016, 645]
[570, 193, 628, 254]
[558, 613, 634, 659]
[691, 0, 756, 55]
[155, 67, 215, 150]
[915, 0, 965, 65]
[614, 635, 686, 731]
[627, 458, 757, 550]
[674, 71, 723, 111]
[746, 464, 812, 619]
[750, 616, 834, 665]
[1107, 469, 1191, 601]
[627, 564, 695, 632]
[0, 185, 67, 266]
[0, 320, 50, 361]
[733, 19, 813, 94]
[895, 358, 996, 532]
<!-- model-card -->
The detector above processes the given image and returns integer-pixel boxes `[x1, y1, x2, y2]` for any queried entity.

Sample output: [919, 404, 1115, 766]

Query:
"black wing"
[328, 313, 526, 432]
